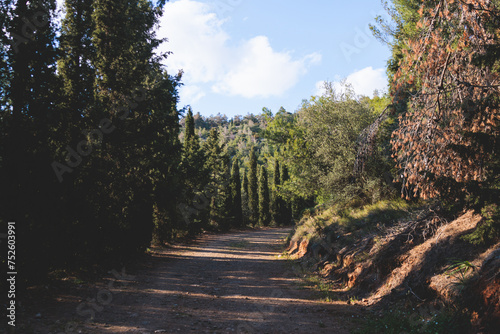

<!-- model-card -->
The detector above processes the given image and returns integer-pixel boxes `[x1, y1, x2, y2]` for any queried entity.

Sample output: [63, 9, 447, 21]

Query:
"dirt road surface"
[21, 228, 362, 333]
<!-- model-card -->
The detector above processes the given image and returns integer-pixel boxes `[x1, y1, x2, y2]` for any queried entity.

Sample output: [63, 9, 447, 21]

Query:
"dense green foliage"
[1, 0, 498, 288]
[247, 147, 259, 225]
[258, 166, 271, 226]
[262, 83, 394, 210]
[230, 158, 243, 227]
[1, 0, 182, 281]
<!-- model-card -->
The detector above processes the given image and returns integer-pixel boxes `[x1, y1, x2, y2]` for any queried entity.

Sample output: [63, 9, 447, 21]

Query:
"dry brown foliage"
[392, 0, 500, 199]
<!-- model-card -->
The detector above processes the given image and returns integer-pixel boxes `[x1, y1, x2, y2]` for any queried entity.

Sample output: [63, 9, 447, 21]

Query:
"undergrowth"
[288, 196, 499, 334]
[353, 307, 472, 334]
[290, 198, 417, 245]
[462, 203, 500, 246]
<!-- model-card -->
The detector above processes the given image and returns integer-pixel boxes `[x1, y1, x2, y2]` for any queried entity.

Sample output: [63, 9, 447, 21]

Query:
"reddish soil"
[16, 228, 362, 334]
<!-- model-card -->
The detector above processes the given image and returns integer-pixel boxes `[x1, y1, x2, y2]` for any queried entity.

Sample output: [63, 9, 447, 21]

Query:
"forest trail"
[55, 228, 362, 334]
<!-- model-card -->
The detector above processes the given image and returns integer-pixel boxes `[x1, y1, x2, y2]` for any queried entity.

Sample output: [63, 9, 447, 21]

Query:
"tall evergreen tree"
[1, 0, 62, 279]
[147, 67, 182, 243]
[177, 107, 206, 235]
[243, 169, 249, 199]
[0, 0, 11, 109]
[248, 147, 259, 225]
[0, 0, 182, 282]
[54, 0, 99, 261]
[242, 168, 249, 226]
[185, 106, 195, 138]
[258, 165, 271, 226]
[59, 0, 95, 119]
[272, 159, 285, 225]
[219, 152, 233, 230]
[281, 164, 293, 225]
[78, 0, 176, 255]
[180, 108, 206, 212]
[230, 158, 243, 227]
[204, 128, 231, 230]
[204, 128, 220, 229]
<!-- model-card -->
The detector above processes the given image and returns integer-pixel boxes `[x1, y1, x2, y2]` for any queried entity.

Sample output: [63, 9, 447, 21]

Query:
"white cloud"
[158, 0, 321, 100]
[158, 0, 230, 83]
[214, 36, 322, 98]
[316, 67, 387, 98]
[180, 85, 206, 104]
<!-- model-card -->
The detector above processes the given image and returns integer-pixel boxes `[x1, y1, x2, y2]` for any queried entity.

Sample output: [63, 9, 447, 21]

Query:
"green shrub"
[462, 203, 500, 246]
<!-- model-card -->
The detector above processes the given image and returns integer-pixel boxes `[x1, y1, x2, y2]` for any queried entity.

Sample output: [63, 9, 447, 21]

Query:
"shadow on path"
[26, 228, 363, 334]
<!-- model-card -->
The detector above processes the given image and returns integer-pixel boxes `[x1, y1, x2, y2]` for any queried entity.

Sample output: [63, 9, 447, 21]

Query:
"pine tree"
[389, 0, 500, 200]
[230, 158, 243, 227]
[258, 165, 271, 226]
[248, 147, 259, 225]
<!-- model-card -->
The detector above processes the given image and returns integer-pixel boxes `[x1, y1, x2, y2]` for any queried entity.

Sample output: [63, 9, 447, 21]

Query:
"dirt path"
[24, 228, 362, 333]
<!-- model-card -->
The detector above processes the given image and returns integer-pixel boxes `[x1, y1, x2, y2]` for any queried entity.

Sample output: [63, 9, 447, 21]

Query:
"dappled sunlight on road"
[76, 228, 361, 333]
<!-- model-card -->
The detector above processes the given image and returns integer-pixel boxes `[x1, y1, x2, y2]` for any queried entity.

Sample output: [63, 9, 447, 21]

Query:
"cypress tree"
[243, 169, 249, 199]
[258, 165, 271, 226]
[147, 68, 182, 243]
[242, 168, 249, 226]
[0, 0, 11, 107]
[185, 107, 196, 140]
[272, 159, 284, 225]
[280, 164, 293, 225]
[230, 158, 243, 227]
[248, 147, 259, 225]
[2, 0, 62, 280]
[204, 128, 221, 228]
[59, 0, 95, 119]
[220, 152, 232, 230]
[56, 0, 99, 260]
[89, 0, 173, 255]
[204, 128, 231, 230]
[181, 107, 206, 197]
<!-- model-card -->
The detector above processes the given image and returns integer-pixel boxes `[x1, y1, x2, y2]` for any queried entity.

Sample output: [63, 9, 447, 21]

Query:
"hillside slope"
[287, 203, 500, 333]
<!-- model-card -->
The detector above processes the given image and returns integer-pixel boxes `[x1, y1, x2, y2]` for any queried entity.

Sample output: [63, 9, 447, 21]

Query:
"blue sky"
[56, 0, 392, 118]
[156, 0, 392, 118]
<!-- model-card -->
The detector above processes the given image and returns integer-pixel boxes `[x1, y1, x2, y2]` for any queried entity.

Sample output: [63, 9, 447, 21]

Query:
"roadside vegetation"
[1, 0, 499, 332]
